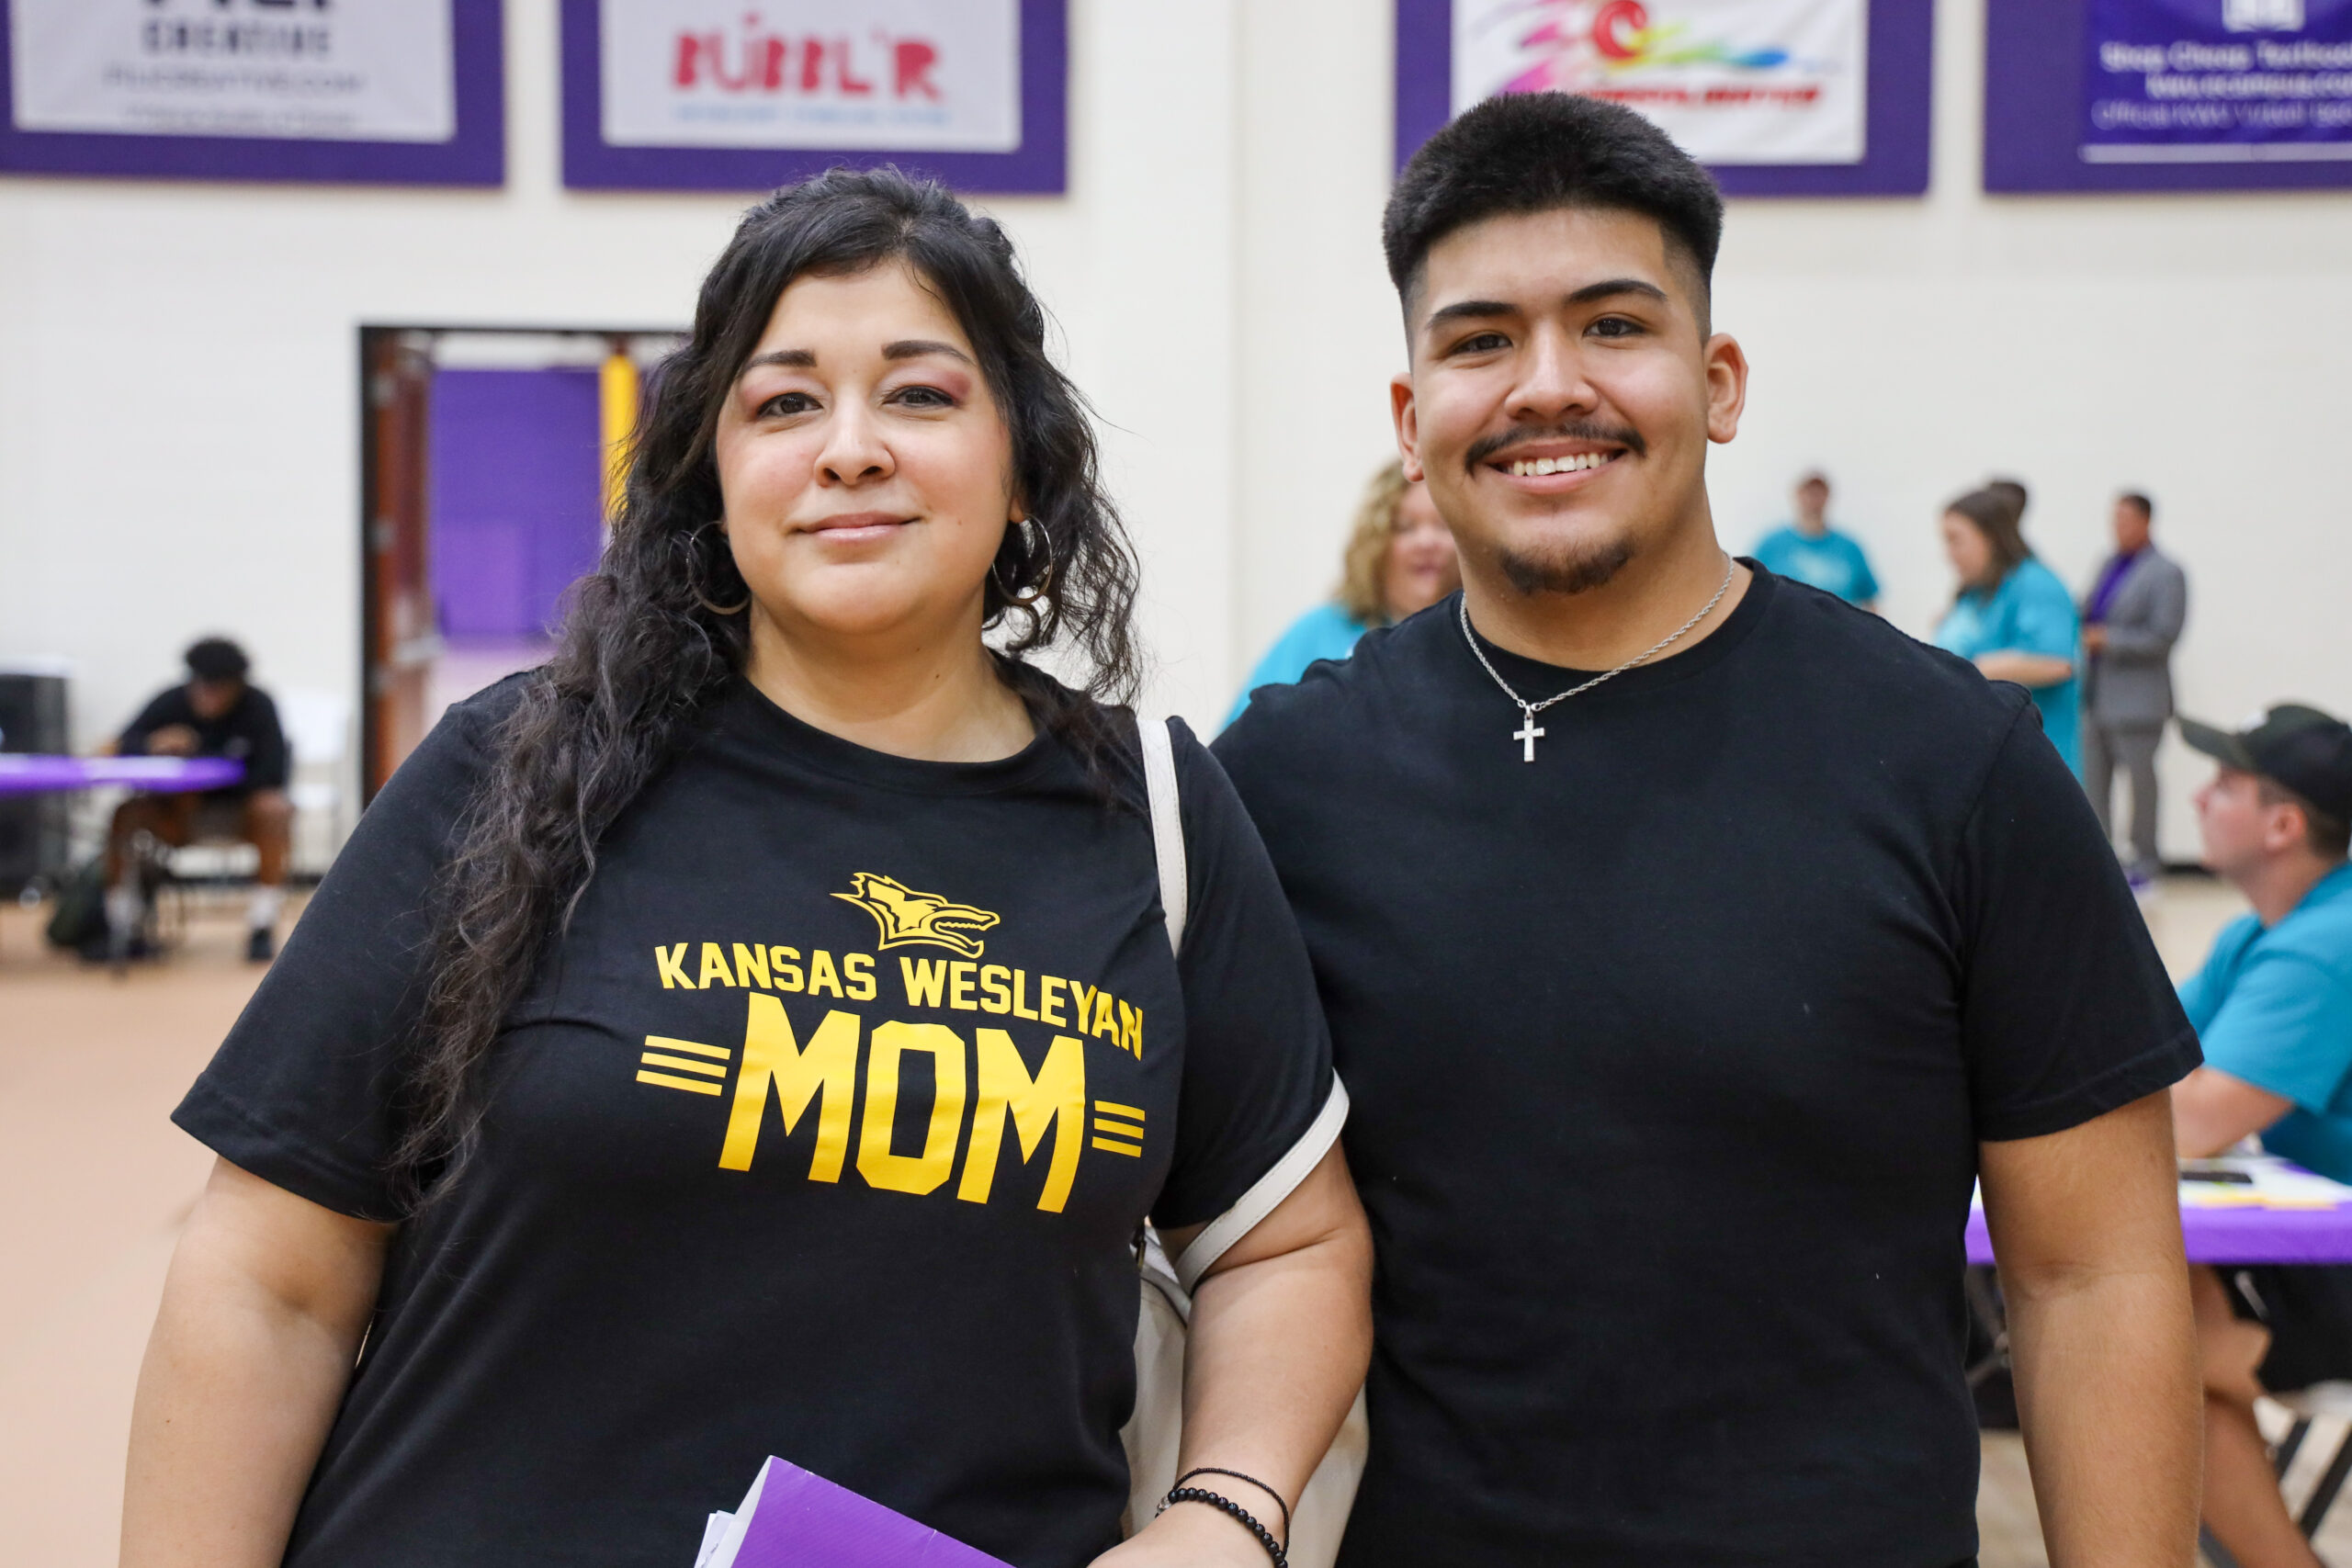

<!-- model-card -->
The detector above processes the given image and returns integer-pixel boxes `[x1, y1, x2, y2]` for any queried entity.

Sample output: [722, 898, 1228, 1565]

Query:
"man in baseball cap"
[2169, 702, 2352, 1566]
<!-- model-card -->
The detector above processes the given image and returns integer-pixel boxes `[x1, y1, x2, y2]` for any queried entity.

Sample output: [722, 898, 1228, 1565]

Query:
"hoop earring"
[991, 519, 1055, 608]
[690, 522, 751, 615]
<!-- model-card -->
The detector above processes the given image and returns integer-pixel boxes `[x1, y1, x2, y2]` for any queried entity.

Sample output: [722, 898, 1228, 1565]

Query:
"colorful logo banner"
[8, 0, 457, 142]
[597, 0, 1020, 153]
[1451, 0, 1869, 164]
[2082, 0, 2352, 163]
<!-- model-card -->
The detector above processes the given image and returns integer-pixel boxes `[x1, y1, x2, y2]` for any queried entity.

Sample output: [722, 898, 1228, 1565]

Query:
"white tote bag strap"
[1137, 716, 1188, 955]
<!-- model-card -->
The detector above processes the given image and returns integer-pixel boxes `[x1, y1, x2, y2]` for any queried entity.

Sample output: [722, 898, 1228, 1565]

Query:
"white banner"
[9, 0, 457, 143]
[599, 0, 1021, 152]
[1453, 0, 1868, 164]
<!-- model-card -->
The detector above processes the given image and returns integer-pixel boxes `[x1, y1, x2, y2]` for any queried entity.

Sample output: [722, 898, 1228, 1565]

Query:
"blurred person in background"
[1987, 475, 2030, 527]
[2167, 704, 2352, 1568]
[104, 635, 290, 963]
[1749, 469, 1878, 609]
[119, 169, 1368, 1568]
[1225, 461, 1458, 727]
[1934, 487, 2083, 774]
[2082, 491, 2188, 895]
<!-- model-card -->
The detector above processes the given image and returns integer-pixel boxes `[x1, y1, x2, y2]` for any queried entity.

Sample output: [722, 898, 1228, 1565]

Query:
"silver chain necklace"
[1459, 553, 1736, 762]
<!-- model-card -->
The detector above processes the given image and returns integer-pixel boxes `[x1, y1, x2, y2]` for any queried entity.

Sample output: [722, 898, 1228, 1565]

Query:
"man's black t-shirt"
[1213, 568, 2198, 1567]
[119, 682, 289, 793]
[175, 676, 1336, 1568]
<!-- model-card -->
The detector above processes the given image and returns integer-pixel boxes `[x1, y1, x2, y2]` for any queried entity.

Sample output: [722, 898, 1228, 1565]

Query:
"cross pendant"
[1514, 713, 1545, 762]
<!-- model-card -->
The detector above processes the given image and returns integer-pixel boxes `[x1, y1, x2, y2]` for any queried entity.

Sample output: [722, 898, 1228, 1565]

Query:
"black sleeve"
[1152, 717, 1338, 1229]
[116, 688, 187, 756]
[238, 689, 291, 791]
[170, 685, 515, 1219]
[1958, 702, 2201, 1141]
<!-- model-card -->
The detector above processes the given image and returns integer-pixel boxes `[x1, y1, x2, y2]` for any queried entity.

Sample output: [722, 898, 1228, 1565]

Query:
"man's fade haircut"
[1383, 92, 1725, 333]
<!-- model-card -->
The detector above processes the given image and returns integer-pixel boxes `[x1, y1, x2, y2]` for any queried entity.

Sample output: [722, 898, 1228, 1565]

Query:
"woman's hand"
[1088, 1498, 1283, 1566]
[1974, 650, 2075, 690]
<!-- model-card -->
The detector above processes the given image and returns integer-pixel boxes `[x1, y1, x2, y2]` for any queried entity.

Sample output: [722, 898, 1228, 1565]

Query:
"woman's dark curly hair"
[391, 166, 1142, 1206]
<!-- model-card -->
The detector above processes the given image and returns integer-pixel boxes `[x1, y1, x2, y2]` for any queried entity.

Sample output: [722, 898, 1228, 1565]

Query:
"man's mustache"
[1464, 421, 1647, 472]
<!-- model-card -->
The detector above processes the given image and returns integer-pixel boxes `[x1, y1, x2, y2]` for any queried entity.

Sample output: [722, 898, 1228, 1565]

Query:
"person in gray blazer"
[2082, 491, 2189, 890]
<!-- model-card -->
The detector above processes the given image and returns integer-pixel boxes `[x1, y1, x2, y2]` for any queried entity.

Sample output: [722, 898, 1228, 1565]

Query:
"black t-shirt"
[1213, 568, 2199, 1567]
[119, 682, 290, 793]
[174, 675, 1334, 1568]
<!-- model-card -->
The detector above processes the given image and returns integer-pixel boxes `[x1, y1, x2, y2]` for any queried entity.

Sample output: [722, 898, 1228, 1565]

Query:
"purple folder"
[697, 1457, 1013, 1568]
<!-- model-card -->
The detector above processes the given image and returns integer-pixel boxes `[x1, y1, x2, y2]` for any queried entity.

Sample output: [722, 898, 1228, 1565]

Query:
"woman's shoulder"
[2009, 557, 2074, 602]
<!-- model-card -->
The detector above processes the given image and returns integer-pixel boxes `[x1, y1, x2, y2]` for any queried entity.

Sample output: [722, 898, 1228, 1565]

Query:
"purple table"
[1968, 1182, 2352, 1266]
[0, 754, 243, 795]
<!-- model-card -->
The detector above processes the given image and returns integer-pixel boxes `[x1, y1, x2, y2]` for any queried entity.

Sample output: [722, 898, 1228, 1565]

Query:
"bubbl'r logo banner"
[2082, 0, 2352, 163]
[597, 0, 1021, 152]
[1451, 0, 1868, 164]
[7, 0, 458, 142]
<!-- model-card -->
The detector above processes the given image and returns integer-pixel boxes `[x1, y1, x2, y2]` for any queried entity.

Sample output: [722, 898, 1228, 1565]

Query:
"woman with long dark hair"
[1934, 486, 2083, 773]
[122, 169, 1370, 1568]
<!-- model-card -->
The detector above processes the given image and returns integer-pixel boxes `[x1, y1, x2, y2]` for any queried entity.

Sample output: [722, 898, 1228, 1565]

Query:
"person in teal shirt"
[1931, 488, 2081, 773]
[2165, 703, 2352, 1568]
[1226, 461, 1458, 728]
[1752, 470, 1878, 608]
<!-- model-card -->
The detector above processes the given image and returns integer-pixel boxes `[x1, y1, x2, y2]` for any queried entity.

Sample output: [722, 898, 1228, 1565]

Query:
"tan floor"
[0, 877, 2327, 1563]
[0, 894, 297, 1565]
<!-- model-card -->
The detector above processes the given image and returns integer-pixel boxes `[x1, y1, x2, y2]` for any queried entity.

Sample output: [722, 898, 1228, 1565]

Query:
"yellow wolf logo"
[832, 873, 1001, 959]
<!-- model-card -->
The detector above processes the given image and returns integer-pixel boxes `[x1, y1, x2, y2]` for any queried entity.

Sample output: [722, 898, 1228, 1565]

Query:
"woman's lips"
[800, 513, 910, 543]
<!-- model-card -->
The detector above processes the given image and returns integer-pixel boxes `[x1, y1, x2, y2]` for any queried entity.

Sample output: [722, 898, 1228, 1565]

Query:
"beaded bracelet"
[1173, 1467, 1293, 1544]
[1157, 1484, 1288, 1567]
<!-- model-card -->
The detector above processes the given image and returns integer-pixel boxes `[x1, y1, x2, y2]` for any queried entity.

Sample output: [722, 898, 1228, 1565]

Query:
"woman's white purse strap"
[1121, 716, 1367, 1568]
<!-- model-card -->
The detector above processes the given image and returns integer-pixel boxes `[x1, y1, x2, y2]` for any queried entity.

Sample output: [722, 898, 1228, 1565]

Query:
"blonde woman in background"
[1225, 462, 1459, 727]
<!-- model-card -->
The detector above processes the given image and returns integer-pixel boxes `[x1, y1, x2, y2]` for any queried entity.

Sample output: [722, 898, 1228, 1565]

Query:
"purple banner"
[0, 0, 503, 186]
[1988, 0, 2352, 190]
[2083, 0, 2352, 164]
[1394, 0, 1935, 197]
[560, 0, 1066, 195]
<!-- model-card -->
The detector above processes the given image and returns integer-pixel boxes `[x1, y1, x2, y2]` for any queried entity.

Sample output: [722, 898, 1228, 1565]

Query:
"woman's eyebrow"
[883, 339, 974, 364]
[741, 348, 816, 371]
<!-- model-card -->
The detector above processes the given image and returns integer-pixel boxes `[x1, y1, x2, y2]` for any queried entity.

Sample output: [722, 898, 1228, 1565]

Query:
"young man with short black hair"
[1216, 92, 2202, 1566]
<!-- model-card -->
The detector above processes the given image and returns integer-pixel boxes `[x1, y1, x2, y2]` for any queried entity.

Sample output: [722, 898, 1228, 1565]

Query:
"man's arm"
[2172, 1066, 2293, 1159]
[116, 690, 181, 757]
[242, 692, 291, 791]
[1980, 1089, 2199, 1568]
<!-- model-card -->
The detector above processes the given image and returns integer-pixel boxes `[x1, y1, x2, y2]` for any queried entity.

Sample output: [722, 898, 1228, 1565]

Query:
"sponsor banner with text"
[1450, 0, 1870, 164]
[562, 0, 1063, 192]
[2083, 0, 2352, 164]
[9, 0, 456, 143]
[598, 0, 1020, 152]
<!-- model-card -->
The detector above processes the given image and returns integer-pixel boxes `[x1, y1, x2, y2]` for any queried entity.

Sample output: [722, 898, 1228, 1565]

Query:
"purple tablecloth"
[1967, 1198, 2352, 1266]
[0, 754, 244, 795]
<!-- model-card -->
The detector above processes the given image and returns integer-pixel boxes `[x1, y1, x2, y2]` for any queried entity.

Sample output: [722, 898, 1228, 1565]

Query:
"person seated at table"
[105, 636, 291, 963]
[2169, 702, 2352, 1568]
[1224, 460, 1458, 727]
